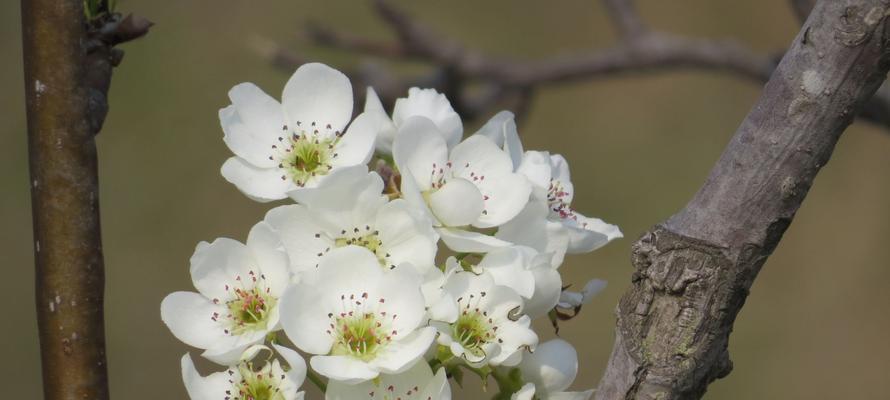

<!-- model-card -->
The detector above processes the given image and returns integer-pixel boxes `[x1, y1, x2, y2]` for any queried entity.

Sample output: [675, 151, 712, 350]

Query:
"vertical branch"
[21, 1, 149, 399]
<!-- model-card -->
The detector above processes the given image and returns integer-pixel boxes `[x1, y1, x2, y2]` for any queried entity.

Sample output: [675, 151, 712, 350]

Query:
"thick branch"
[21, 1, 150, 399]
[594, 1, 890, 399]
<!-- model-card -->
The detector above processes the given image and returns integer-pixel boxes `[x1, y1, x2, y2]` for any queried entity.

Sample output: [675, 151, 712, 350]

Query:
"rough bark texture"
[21, 1, 149, 398]
[594, 1, 890, 399]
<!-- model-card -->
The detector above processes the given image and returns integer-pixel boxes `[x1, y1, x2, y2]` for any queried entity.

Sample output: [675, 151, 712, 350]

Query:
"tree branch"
[21, 1, 150, 398]
[264, 0, 890, 132]
[594, 1, 890, 398]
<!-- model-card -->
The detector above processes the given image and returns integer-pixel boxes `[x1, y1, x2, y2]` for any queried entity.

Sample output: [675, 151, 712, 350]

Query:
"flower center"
[452, 291, 496, 357]
[230, 362, 288, 400]
[327, 293, 398, 361]
[547, 179, 574, 220]
[452, 312, 493, 357]
[331, 226, 395, 269]
[272, 123, 343, 187]
[212, 271, 277, 336]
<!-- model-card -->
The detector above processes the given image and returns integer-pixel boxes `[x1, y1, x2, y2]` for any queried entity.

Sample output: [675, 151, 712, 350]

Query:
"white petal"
[246, 221, 290, 296]
[392, 87, 463, 148]
[428, 178, 484, 227]
[311, 355, 379, 383]
[398, 164, 437, 225]
[181, 354, 233, 400]
[449, 135, 513, 180]
[279, 283, 335, 355]
[364, 87, 399, 155]
[477, 247, 536, 299]
[519, 338, 578, 393]
[564, 212, 622, 254]
[221, 157, 292, 202]
[274, 344, 308, 388]
[525, 266, 562, 319]
[202, 343, 258, 366]
[376, 199, 438, 271]
[372, 266, 427, 334]
[473, 111, 523, 169]
[496, 199, 569, 268]
[161, 292, 227, 350]
[549, 390, 594, 400]
[228, 83, 287, 136]
[437, 227, 512, 253]
[371, 326, 437, 374]
[330, 112, 377, 168]
[549, 154, 573, 194]
[474, 171, 531, 228]
[220, 105, 277, 168]
[392, 116, 449, 191]
[490, 315, 537, 366]
[189, 238, 253, 301]
[512, 382, 536, 400]
[281, 63, 353, 132]
[517, 150, 553, 195]
[263, 204, 331, 275]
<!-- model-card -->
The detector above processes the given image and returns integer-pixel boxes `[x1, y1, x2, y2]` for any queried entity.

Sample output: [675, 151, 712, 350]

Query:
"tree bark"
[594, 1, 890, 399]
[22, 1, 149, 398]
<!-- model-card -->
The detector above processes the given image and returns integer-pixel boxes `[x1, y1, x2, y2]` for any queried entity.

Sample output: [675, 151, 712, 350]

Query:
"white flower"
[513, 339, 593, 400]
[433, 271, 537, 367]
[181, 345, 307, 400]
[264, 167, 438, 276]
[220, 63, 377, 202]
[326, 360, 451, 400]
[453, 246, 562, 319]
[393, 115, 531, 252]
[364, 87, 463, 155]
[161, 221, 289, 365]
[497, 151, 622, 263]
[279, 246, 436, 383]
[558, 279, 607, 310]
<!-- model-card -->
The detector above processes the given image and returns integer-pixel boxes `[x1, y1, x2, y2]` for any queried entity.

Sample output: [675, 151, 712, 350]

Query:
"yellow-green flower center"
[231, 362, 287, 400]
[222, 286, 277, 336]
[273, 131, 339, 187]
[453, 312, 493, 357]
[330, 312, 391, 361]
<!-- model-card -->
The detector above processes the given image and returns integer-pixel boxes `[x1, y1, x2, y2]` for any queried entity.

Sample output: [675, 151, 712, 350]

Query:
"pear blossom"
[161, 221, 289, 365]
[181, 345, 306, 400]
[393, 115, 531, 252]
[326, 360, 451, 400]
[433, 270, 538, 366]
[264, 166, 438, 275]
[364, 87, 463, 155]
[511, 339, 593, 400]
[447, 246, 562, 319]
[279, 246, 436, 383]
[497, 151, 622, 264]
[220, 63, 377, 202]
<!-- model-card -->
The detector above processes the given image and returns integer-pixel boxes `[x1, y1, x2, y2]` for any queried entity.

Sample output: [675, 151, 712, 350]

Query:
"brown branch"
[594, 1, 890, 398]
[265, 0, 890, 131]
[21, 1, 150, 399]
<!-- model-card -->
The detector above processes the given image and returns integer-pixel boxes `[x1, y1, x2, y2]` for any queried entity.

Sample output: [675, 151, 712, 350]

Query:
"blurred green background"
[3, 0, 889, 398]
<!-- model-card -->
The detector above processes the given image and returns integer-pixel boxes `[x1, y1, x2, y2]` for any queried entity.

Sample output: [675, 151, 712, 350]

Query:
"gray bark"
[594, 1, 890, 399]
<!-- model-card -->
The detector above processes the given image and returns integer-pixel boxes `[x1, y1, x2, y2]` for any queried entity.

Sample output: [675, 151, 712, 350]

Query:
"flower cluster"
[162, 63, 621, 400]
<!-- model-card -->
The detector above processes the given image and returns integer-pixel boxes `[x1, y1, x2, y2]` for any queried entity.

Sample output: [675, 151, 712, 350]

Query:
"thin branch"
[21, 1, 150, 399]
[264, 0, 890, 131]
[594, 1, 890, 398]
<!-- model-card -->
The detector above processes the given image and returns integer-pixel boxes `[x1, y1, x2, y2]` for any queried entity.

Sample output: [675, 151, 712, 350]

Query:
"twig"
[263, 0, 890, 131]
[21, 2, 150, 399]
